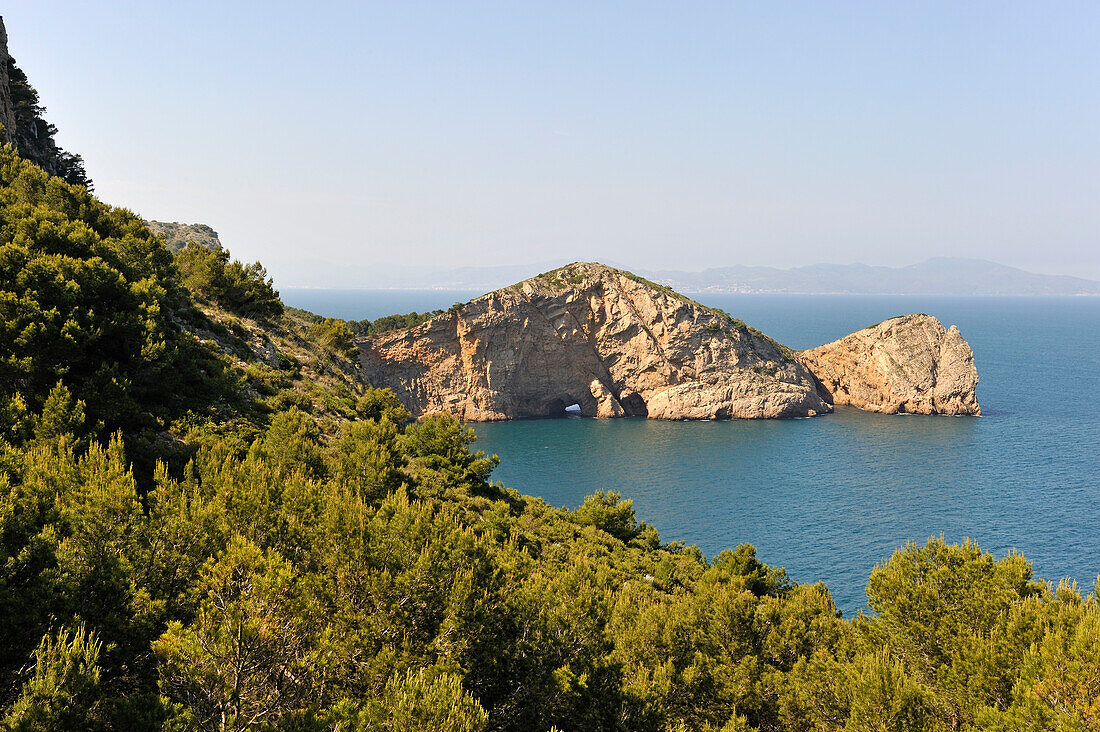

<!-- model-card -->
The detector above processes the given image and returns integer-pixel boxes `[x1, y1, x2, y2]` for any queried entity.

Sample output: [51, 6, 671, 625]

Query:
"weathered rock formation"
[0, 18, 16, 145]
[359, 264, 981, 421]
[795, 314, 980, 415]
[146, 221, 224, 253]
[360, 263, 831, 420]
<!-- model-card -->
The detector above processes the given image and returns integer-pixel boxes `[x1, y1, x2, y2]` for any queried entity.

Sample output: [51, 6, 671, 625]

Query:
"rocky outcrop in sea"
[796, 314, 981, 415]
[358, 263, 980, 420]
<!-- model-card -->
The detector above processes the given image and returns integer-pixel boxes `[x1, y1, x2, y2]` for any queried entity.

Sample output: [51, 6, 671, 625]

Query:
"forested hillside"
[1, 148, 1098, 729]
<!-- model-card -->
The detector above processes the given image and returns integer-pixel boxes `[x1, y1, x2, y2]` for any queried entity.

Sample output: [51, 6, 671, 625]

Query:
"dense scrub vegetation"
[0, 145, 369, 478]
[289, 308, 359, 363]
[175, 242, 283, 320]
[1, 147, 1098, 729]
[2, 407, 1098, 730]
[348, 309, 446, 337]
[0, 148, 240, 473]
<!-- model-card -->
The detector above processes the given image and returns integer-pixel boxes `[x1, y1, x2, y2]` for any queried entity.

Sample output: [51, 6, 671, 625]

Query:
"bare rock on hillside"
[147, 221, 223, 253]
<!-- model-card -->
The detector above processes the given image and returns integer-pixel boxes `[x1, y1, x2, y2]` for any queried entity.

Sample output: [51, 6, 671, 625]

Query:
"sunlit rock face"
[0, 19, 15, 147]
[359, 265, 981, 421]
[359, 263, 830, 421]
[796, 314, 981, 416]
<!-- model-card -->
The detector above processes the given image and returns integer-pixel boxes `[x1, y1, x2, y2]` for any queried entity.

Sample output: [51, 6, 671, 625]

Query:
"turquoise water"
[281, 290, 1100, 616]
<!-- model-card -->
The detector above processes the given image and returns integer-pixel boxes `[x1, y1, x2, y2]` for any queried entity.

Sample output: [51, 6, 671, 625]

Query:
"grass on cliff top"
[348, 302, 471, 338]
[519, 263, 794, 355]
[862, 313, 931, 331]
[524, 262, 701, 305]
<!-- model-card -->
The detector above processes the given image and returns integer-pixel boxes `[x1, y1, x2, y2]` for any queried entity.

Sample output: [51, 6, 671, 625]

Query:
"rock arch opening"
[544, 396, 587, 418]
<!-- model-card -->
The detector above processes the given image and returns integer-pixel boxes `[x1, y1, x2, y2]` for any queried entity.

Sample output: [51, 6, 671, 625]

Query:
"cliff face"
[796, 314, 981, 415]
[360, 265, 981, 421]
[0, 18, 15, 145]
[360, 263, 831, 420]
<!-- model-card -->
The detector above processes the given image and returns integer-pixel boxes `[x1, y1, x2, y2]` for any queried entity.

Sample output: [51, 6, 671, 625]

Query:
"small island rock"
[795, 314, 981, 415]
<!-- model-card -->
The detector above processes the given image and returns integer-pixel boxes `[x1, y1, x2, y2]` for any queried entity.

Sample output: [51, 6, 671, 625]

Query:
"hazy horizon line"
[265, 254, 1100, 283]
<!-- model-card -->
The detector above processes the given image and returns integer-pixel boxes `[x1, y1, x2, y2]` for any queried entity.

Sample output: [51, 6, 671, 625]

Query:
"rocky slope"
[795, 314, 981, 415]
[0, 18, 16, 146]
[147, 220, 224, 253]
[359, 263, 832, 420]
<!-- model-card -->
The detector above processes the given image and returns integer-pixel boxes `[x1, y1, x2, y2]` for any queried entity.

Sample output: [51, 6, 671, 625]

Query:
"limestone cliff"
[360, 265, 982, 421]
[147, 221, 224, 253]
[360, 263, 831, 420]
[0, 18, 16, 145]
[796, 314, 981, 415]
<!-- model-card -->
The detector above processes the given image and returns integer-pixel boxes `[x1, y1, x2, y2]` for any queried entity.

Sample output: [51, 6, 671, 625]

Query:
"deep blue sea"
[282, 288, 1100, 616]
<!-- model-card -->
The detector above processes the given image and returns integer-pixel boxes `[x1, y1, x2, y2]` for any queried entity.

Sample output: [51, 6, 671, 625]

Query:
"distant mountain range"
[643, 258, 1100, 296]
[274, 256, 1100, 296]
[272, 259, 573, 292]
[152, 220, 1097, 295]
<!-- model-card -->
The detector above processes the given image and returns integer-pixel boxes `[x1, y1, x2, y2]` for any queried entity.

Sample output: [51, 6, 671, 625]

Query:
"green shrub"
[175, 242, 283, 319]
[307, 317, 358, 362]
[571, 490, 639, 541]
[350, 310, 445, 337]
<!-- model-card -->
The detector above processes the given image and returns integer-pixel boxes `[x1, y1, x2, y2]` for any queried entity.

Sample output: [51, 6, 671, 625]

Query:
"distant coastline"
[151, 218, 1098, 296]
[270, 256, 1100, 296]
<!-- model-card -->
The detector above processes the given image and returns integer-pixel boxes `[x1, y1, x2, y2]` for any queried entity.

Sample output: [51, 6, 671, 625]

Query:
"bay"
[281, 288, 1100, 616]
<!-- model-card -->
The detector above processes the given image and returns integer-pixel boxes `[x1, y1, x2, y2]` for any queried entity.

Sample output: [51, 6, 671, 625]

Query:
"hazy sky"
[6, 2, 1099, 283]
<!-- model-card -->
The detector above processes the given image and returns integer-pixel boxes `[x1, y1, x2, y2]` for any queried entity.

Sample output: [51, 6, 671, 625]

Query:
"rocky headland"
[145, 221, 224, 253]
[359, 263, 980, 420]
[795, 314, 981, 415]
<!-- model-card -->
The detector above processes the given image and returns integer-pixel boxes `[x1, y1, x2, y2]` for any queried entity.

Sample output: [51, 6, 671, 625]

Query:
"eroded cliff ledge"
[358, 264, 980, 420]
[795, 314, 981, 415]
[360, 263, 829, 420]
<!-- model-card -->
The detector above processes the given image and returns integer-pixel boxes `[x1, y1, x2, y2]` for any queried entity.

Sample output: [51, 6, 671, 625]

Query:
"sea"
[282, 288, 1100, 616]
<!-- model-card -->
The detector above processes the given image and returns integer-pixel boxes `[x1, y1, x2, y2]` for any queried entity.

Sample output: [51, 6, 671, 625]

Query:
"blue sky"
[6, 2, 1099, 282]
